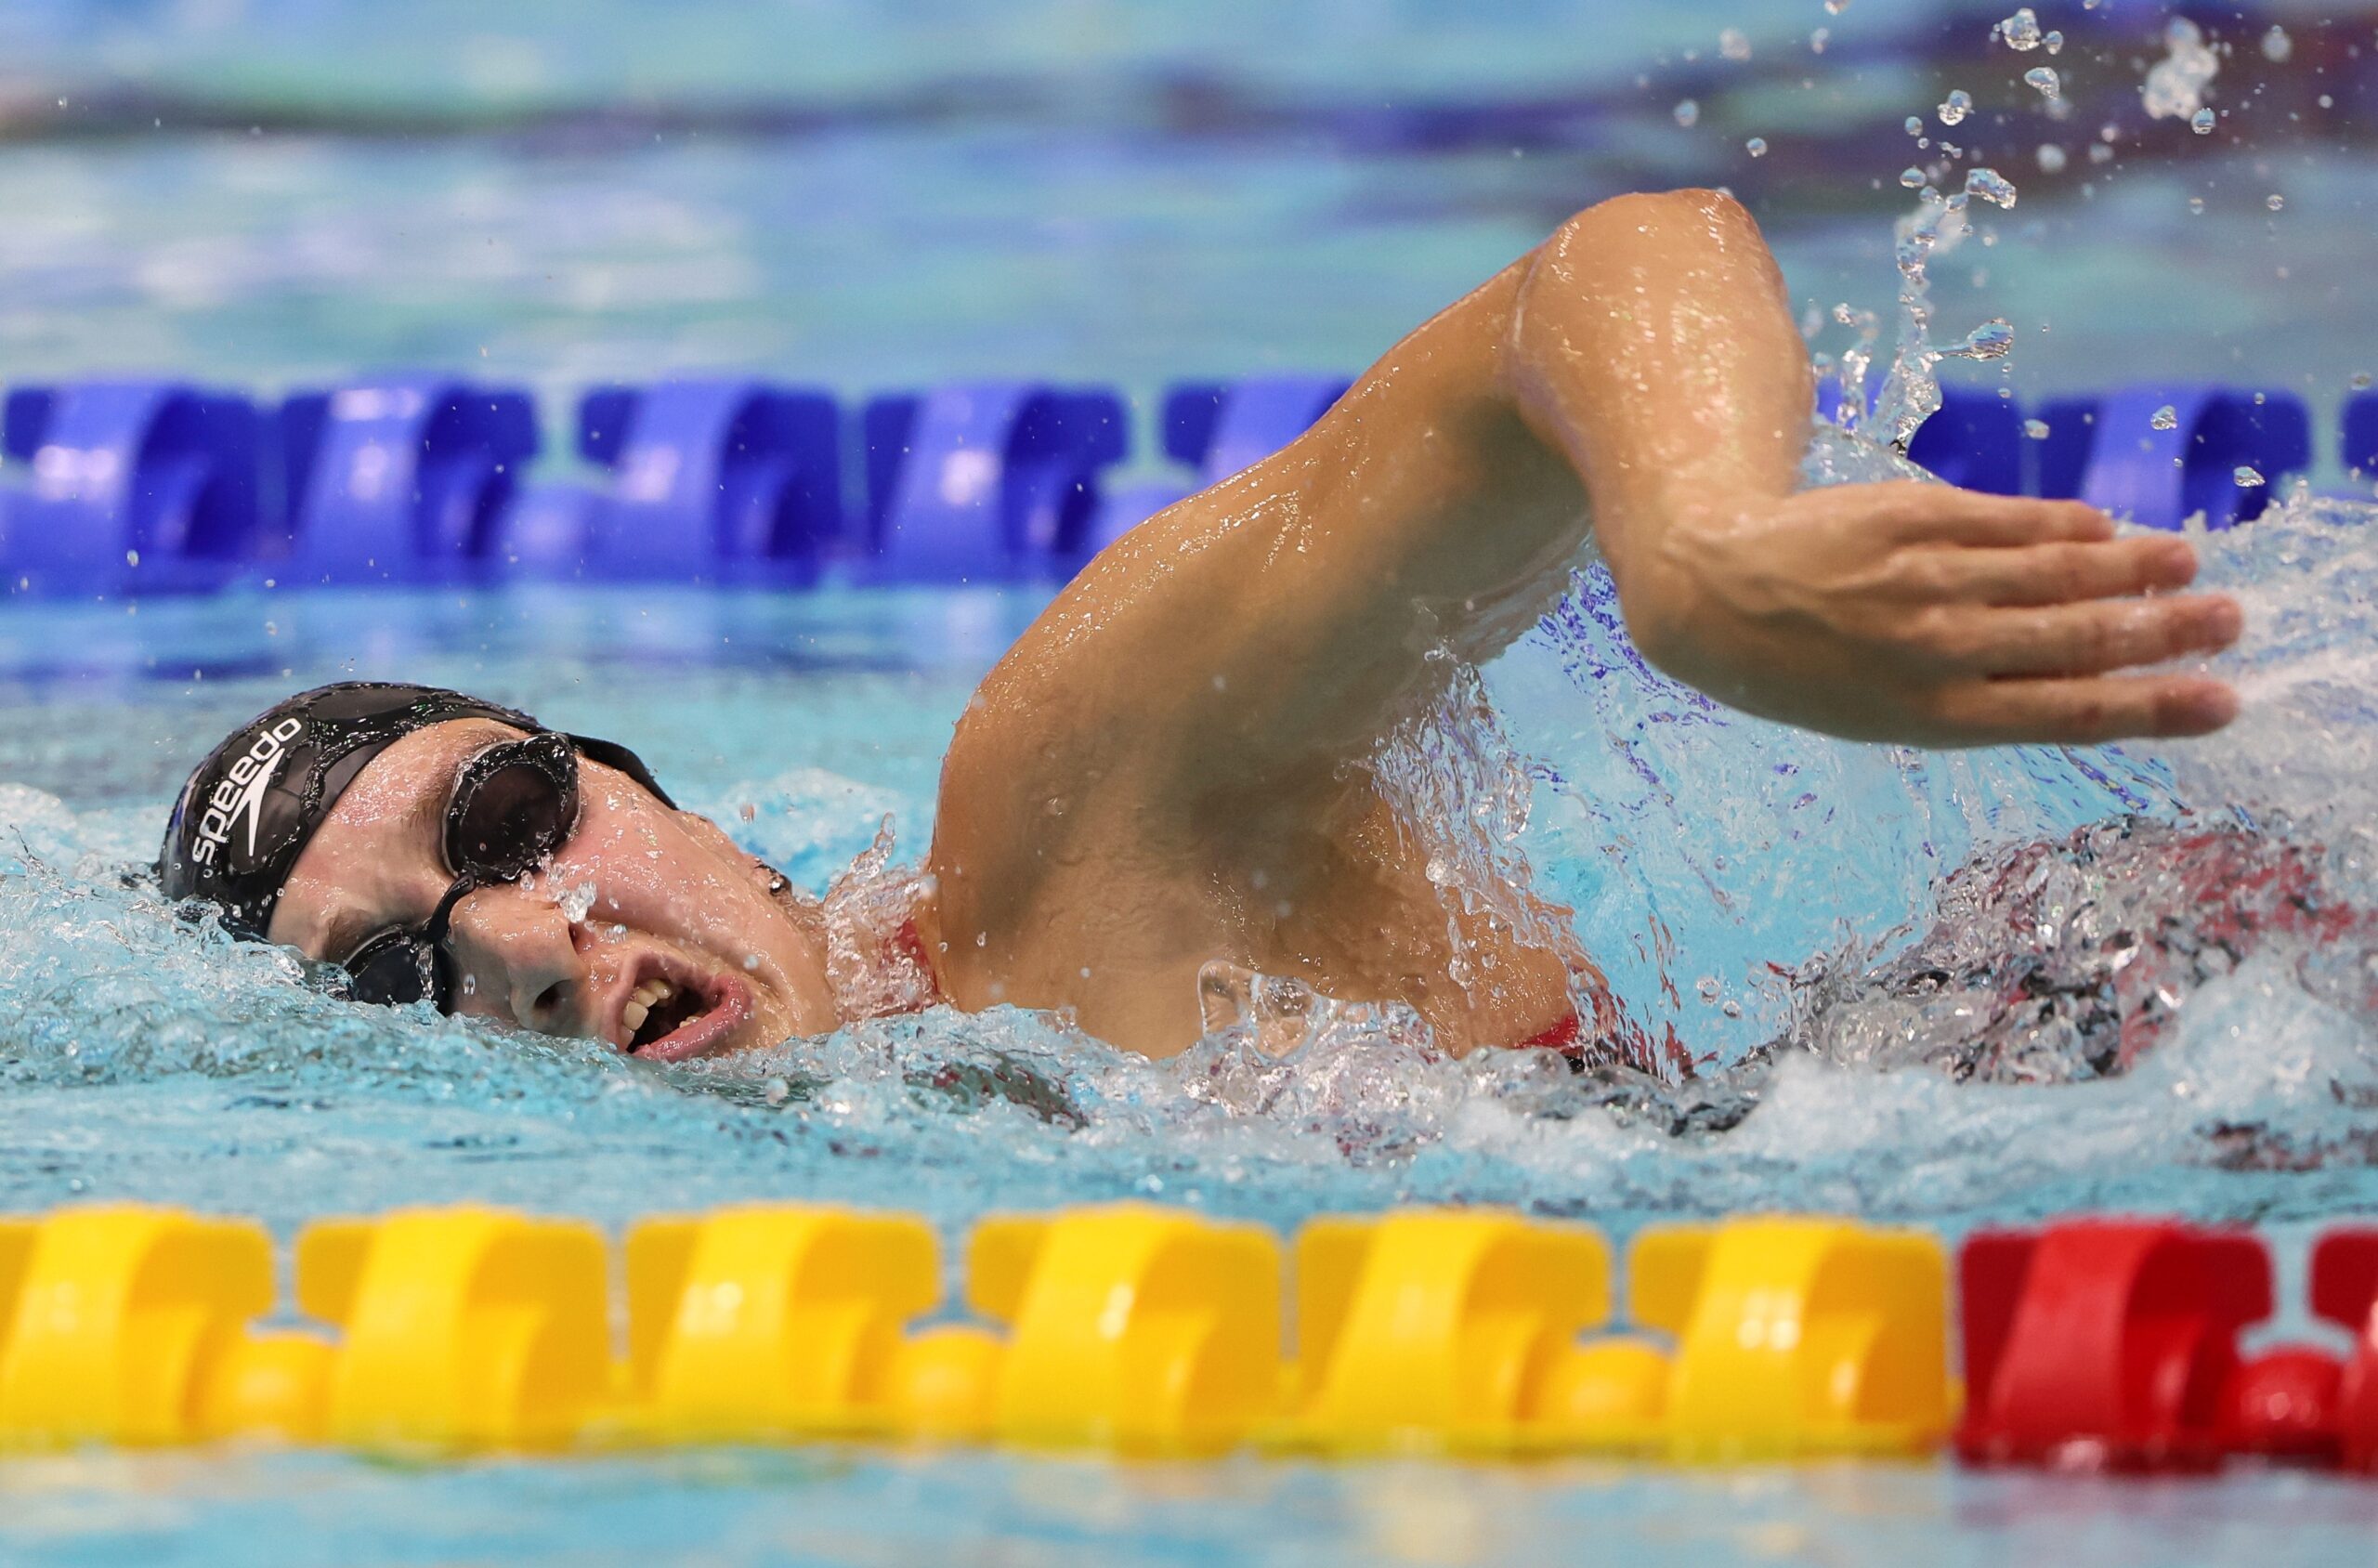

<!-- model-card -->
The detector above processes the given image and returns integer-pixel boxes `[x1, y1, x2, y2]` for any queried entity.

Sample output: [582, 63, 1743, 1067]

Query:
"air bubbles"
[2024, 418, 2052, 439]
[1719, 27, 1751, 60]
[2188, 195, 2205, 214]
[2024, 66, 2061, 100]
[1900, 166, 1928, 189]
[1996, 7, 2043, 50]
[2262, 25, 2293, 64]
[1674, 98, 1701, 127]
[1939, 88, 1973, 125]
[2044, 30, 2063, 54]
[1823, 0, 1849, 12]
[1746, 137, 1769, 157]
[2267, 192, 2285, 212]
[2151, 405, 2179, 431]
[2191, 107, 2216, 135]
[2235, 466, 2266, 488]
[2036, 144, 2068, 173]
[2356, 372, 2374, 391]
[1905, 114, 1923, 136]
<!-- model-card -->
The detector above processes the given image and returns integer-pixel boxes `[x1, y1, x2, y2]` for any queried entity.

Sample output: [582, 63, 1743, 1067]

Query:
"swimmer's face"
[268, 719, 836, 1059]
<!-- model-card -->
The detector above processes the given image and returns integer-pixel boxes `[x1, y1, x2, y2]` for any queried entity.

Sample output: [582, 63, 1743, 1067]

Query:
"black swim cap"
[158, 681, 674, 941]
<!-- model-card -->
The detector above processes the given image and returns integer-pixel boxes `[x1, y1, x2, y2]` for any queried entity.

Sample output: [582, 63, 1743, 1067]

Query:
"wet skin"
[269, 189, 2244, 1062]
[269, 718, 837, 1061]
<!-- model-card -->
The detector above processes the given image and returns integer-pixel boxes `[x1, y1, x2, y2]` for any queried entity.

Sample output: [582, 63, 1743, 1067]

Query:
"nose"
[441, 882, 585, 1034]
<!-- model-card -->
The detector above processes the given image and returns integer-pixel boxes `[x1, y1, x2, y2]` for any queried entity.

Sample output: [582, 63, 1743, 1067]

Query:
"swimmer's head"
[162, 682, 840, 1058]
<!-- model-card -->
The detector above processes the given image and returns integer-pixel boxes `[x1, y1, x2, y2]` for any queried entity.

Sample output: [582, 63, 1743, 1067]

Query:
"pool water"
[7, 0, 2378, 1561]
[3, 478, 2376, 1561]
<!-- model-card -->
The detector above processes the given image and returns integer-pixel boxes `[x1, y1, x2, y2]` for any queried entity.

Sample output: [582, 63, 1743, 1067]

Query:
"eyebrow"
[310, 736, 495, 964]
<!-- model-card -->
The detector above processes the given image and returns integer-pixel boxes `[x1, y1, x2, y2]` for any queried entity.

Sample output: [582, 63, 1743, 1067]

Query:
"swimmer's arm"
[1499, 189, 2241, 746]
[978, 190, 2242, 828]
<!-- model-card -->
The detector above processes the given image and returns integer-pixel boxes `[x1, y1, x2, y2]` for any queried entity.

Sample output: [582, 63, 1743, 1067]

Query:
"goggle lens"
[344, 733, 582, 1013]
[446, 733, 578, 883]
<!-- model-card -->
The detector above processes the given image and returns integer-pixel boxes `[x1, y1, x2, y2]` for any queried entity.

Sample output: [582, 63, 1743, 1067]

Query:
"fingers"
[1931, 673, 2240, 747]
[1936, 535, 2199, 608]
[1934, 593, 2243, 677]
[1869, 484, 2116, 548]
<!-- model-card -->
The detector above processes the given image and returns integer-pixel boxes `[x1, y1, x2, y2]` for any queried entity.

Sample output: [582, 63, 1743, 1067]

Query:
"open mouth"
[620, 969, 753, 1063]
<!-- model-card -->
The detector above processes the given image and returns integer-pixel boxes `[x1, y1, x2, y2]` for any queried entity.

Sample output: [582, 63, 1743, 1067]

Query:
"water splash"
[819, 817, 937, 1022]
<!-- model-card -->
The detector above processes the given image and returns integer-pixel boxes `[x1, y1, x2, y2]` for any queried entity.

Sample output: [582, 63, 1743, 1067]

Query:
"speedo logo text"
[191, 717, 304, 866]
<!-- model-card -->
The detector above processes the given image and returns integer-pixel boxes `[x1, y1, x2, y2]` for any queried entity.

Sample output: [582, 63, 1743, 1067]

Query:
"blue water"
[6, 0, 2378, 1561]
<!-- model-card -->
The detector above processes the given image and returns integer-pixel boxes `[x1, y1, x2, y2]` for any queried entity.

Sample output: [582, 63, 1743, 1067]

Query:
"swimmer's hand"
[1613, 480, 2242, 747]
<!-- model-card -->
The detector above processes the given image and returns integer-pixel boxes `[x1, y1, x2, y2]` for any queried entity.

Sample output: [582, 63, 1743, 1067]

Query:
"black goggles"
[341, 731, 581, 1011]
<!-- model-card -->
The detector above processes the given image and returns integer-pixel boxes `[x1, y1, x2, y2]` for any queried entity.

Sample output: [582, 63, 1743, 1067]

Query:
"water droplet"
[2234, 466, 2266, 488]
[2143, 18, 2219, 124]
[1939, 88, 1973, 125]
[1965, 166, 2019, 208]
[1746, 137, 1768, 157]
[2355, 372, 2373, 391]
[1673, 98, 1700, 127]
[1997, 7, 2043, 50]
[1718, 27, 1751, 60]
[1823, 0, 1849, 13]
[2024, 66, 2061, 100]
[2044, 30, 2063, 54]
[1904, 115, 1923, 136]
[1900, 165, 1928, 189]
[1953, 318, 2016, 361]
[2267, 193, 2285, 212]
[2188, 195, 2205, 214]
[2036, 143, 2067, 173]
[2024, 419, 2051, 439]
[2151, 405, 2178, 431]
[2191, 107, 2216, 135]
[2262, 24, 2293, 64]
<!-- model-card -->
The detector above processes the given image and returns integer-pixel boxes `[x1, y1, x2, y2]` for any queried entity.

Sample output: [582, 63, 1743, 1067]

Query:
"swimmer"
[159, 190, 2242, 1064]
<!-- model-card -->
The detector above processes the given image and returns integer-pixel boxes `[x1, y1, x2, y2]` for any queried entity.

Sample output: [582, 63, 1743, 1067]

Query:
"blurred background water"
[4, 1, 2378, 1562]
[0, 0, 2370, 448]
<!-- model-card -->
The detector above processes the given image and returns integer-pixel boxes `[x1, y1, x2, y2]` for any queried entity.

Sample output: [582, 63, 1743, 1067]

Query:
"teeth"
[622, 978, 676, 1039]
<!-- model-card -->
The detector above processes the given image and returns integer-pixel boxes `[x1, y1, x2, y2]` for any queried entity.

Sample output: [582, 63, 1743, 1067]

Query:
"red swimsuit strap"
[1512, 1009, 1583, 1054]
[891, 915, 944, 1008]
